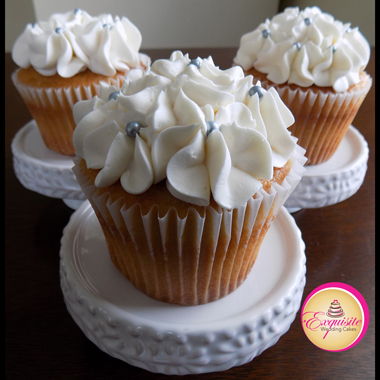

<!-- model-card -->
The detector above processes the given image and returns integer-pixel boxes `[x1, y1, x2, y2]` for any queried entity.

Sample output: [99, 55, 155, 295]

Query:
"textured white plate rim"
[285, 125, 369, 210]
[60, 200, 306, 334]
[303, 125, 368, 176]
[11, 119, 76, 168]
[11, 120, 85, 206]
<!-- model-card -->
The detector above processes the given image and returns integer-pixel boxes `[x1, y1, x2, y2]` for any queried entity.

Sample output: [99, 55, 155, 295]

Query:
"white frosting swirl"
[233, 6, 371, 92]
[73, 51, 296, 209]
[12, 9, 150, 78]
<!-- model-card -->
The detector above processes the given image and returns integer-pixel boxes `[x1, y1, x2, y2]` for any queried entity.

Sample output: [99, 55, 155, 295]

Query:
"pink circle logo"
[301, 282, 369, 351]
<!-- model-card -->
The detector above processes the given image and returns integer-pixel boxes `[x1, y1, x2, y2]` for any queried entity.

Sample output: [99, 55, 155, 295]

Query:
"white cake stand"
[285, 125, 369, 212]
[60, 201, 306, 375]
[11, 120, 85, 210]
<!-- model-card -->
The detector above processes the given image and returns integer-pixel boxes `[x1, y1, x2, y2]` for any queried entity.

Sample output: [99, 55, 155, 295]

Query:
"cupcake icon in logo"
[326, 300, 345, 318]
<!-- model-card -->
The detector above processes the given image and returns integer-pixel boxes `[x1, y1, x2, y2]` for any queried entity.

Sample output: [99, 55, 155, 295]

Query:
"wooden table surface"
[5, 48, 375, 379]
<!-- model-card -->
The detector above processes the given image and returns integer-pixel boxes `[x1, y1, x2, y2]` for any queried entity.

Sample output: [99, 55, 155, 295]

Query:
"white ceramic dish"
[285, 125, 369, 212]
[60, 201, 306, 375]
[11, 120, 85, 209]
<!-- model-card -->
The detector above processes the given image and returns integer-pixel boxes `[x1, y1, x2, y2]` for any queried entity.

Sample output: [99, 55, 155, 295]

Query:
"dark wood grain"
[5, 48, 375, 379]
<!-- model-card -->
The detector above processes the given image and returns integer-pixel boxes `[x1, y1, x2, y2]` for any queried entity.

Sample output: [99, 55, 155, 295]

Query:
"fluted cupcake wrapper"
[12, 70, 126, 155]
[72, 143, 306, 305]
[255, 74, 372, 165]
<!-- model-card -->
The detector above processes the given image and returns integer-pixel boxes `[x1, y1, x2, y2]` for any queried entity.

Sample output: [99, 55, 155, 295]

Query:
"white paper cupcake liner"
[12, 70, 126, 155]
[72, 141, 306, 305]
[255, 73, 372, 165]
[12, 69, 126, 104]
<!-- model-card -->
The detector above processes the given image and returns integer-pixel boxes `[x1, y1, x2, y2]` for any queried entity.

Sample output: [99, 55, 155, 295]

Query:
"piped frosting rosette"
[233, 6, 370, 92]
[11, 9, 151, 155]
[233, 7, 372, 165]
[12, 8, 150, 77]
[72, 51, 306, 305]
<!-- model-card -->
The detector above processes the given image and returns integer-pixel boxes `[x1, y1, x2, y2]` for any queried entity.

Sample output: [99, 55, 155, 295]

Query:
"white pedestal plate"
[60, 201, 306, 375]
[285, 125, 369, 212]
[11, 120, 85, 210]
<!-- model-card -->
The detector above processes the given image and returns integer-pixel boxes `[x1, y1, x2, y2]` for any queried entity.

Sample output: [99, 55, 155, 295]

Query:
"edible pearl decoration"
[304, 17, 312, 26]
[294, 42, 301, 51]
[206, 121, 220, 136]
[74, 8, 82, 15]
[262, 29, 271, 38]
[55, 27, 63, 34]
[249, 86, 266, 99]
[108, 91, 120, 101]
[188, 58, 202, 69]
[125, 121, 141, 137]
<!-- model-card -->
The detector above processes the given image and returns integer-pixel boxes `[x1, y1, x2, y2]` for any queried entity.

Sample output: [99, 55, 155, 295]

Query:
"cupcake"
[11, 9, 150, 155]
[234, 6, 372, 165]
[72, 51, 306, 305]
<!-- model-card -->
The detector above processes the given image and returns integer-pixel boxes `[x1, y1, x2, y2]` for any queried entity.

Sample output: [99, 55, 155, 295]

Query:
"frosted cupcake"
[12, 9, 150, 155]
[234, 7, 372, 165]
[72, 51, 306, 305]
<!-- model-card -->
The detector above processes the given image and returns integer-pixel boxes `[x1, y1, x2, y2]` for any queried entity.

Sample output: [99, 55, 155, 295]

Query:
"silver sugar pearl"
[125, 121, 141, 137]
[188, 58, 202, 69]
[262, 29, 271, 38]
[103, 23, 112, 29]
[108, 91, 120, 101]
[294, 42, 301, 51]
[249, 85, 266, 99]
[332, 45, 337, 53]
[55, 27, 63, 34]
[206, 121, 220, 136]
[304, 18, 312, 26]
[74, 8, 82, 15]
